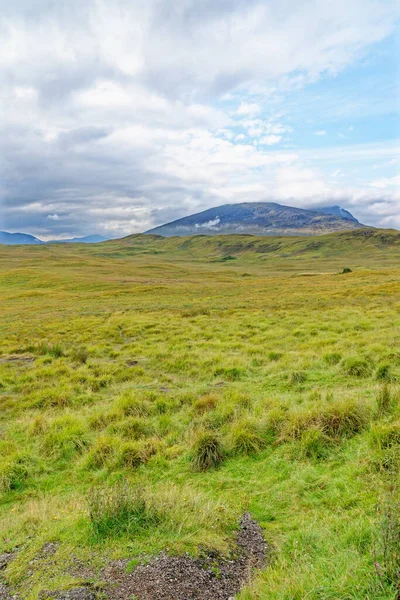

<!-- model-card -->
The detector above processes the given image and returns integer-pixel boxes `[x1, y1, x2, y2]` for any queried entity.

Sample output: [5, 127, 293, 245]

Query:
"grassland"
[0, 229, 400, 599]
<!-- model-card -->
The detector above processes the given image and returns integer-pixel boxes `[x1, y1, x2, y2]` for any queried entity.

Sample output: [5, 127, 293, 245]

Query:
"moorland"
[0, 228, 399, 599]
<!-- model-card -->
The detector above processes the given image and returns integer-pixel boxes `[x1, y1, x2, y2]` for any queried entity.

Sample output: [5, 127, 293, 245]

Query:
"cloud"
[236, 102, 261, 116]
[1, 0, 399, 237]
[314, 130, 327, 136]
[258, 135, 283, 145]
[369, 175, 400, 190]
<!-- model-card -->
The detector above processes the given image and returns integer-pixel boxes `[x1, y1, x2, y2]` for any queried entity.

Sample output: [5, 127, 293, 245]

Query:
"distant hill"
[49, 235, 108, 244]
[0, 232, 108, 245]
[145, 202, 364, 237]
[0, 231, 43, 245]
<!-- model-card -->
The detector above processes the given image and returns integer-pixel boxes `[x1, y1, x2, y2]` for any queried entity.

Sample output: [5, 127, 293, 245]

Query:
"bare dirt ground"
[2, 514, 268, 600]
[102, 513, 267, 600]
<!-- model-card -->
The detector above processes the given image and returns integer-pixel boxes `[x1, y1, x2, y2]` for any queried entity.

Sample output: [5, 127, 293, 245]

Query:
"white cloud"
[314, 130, 327, 136]
[0, 0, 399, 237]
[236, 102, 261, 116]
[258, 134, 283, 145]
[369, 175, 400, 190]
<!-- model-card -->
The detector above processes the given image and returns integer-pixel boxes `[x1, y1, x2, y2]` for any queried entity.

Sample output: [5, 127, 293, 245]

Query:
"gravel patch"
[102, 512, 268, 600]
[40, 589, 97, 600]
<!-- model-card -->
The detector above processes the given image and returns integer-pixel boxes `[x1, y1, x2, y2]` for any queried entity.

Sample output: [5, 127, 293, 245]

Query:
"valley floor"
[0, 236, 399, 599]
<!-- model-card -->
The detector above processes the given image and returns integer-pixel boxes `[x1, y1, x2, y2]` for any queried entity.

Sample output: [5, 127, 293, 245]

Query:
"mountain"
[49, 235, 108, 244]
[0, 231, 43, 245]
[145, 202, 364, 237]
[0, 232, 109, 245]
[313, 205, 358, 222]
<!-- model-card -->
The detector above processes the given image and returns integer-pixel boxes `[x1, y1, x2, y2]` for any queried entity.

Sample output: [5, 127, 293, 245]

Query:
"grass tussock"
[190, 432, 225, 471]
[374, 493, 400, 594]
[0, 453, 32, 493]
[281, 396, 370, 441]
[343, 357, 373, 378]
[88, 484, 162, 538]
[230, 421, 265, 456]
[42, 415, 90, 458]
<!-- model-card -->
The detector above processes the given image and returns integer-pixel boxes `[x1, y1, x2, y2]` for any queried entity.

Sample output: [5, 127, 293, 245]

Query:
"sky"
[0, 0, 399, 240]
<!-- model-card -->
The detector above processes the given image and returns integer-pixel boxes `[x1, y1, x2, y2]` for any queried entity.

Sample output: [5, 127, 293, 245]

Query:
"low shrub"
[88, 484, 162, 538]
[341, 267, 352, 274]
[190, 432, 225, 471]
[268, 352, 282, 362]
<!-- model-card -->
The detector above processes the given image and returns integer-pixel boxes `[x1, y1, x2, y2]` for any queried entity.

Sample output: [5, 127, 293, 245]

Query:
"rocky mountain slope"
[145, 202, 364, 237]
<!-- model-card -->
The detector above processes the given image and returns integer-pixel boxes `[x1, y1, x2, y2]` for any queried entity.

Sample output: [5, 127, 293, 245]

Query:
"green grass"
[0, 230, 399, 598]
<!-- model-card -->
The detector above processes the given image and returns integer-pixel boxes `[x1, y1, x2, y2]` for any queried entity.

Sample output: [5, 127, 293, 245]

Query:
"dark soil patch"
[0, 355, 35, 364]
[102, 512, 268, 600]
[40, 589, 96, 600]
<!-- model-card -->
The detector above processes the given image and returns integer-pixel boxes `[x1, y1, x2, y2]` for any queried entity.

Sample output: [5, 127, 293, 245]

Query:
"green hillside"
[0, 229, 399, 599]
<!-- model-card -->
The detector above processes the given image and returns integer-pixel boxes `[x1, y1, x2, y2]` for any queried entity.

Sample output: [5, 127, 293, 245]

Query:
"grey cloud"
[1, 0, 399, 238]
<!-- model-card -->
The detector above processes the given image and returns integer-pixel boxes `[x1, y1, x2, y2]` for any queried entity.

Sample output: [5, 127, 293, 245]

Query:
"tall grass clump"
[289, 370, 307, 385]
[115, 392, 150, 417]
[230, 421, 265, 456]
[35, 341, 64, 358]
[43, 415, 90, 459]
[281, 397, 370, 441]
[374, 494, 400, 594]
[376, 363, 393, 382]
[84, 435, 117, 469]
[342, 357, 372, 378]
[88, 484, 162, 538]
[70, 346, 89, 364]
[376, 385, 396, 416]
[369, 423, 400, 451]
[190, 432, 225, 471]
[118, 441, 149, 469]
[299, 427, 333, 460]
[0, 453, 32, 493]
[323, 352, 342, 366]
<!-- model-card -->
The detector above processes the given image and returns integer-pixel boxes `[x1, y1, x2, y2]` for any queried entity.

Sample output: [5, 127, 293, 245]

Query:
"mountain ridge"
[0, 232, 108, 246]
[145, 202, 365, 237]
